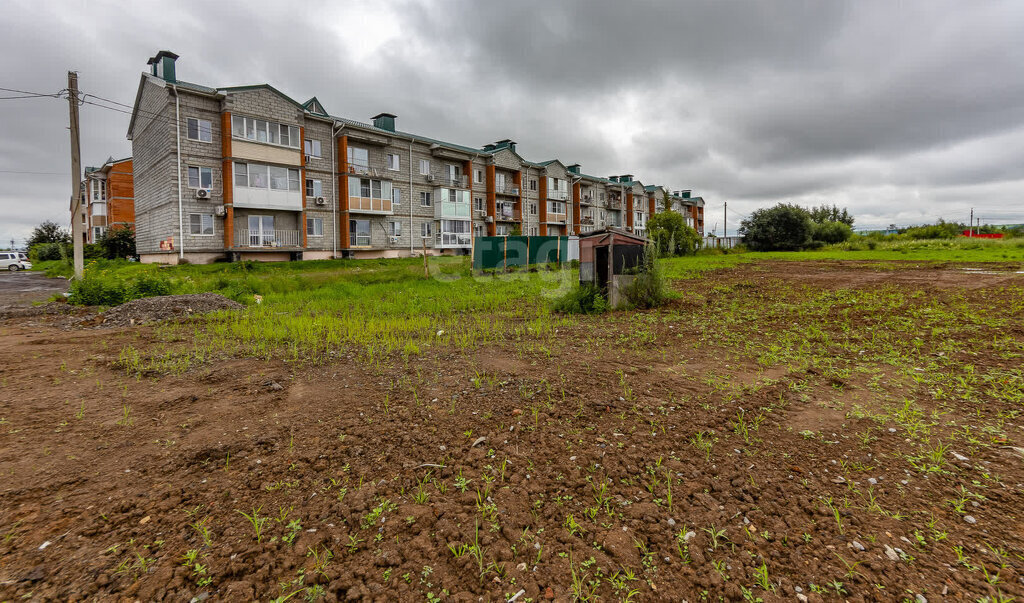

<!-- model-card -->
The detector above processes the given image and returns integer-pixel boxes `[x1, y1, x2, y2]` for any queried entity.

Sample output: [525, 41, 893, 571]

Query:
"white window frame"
[306, 217, 324, 237]
[421, 222, 433, 237]
[419, 191, 432, 207]
[347, 146, 369, 169]
[305, 178, 323, 198]
[388, 221, 402, 237]
[475, 169, 483, 184]
[392, 187, 401, 205]
[189, 213, 215, 235]
[231, 115, 299, 149]
[187, 165, 213, 189]
[386, 153, 400, 171]
[419, 159, 431, 175]
[234, 162, 300, 191]
[186, 118, 212, 143]
[304, 139, 322, 158]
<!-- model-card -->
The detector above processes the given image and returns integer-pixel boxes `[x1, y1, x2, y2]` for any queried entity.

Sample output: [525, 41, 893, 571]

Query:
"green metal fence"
[472, 236, 570, 270]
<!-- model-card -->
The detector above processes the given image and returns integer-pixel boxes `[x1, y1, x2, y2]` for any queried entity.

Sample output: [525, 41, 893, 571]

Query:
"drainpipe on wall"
[331, 123, 344, 259]
[405, 141, 409, 255]
[170, 84, 185, 260]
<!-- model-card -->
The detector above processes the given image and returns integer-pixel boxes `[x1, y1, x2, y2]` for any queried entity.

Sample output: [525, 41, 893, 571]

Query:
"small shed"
[579, 228, 650, 307]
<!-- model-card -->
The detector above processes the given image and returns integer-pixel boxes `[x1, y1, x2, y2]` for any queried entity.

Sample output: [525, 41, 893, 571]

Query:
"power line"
[0, 85, 63, 96]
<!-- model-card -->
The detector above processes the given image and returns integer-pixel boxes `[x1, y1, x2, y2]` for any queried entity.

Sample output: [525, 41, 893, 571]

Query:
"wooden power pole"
[67, 71, 84, 279]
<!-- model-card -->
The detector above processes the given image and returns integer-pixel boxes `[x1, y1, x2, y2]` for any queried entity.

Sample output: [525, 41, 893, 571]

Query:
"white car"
[0, 252, 32, 271]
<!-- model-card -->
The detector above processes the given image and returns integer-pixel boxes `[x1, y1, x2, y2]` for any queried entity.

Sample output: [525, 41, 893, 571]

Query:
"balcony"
[442, 175, 468, 188]
[436, 201, 471, 219]
[497, 184, 520, 196]
[234, 229, 302, 248]
[347, 164, 384, 178]
[350, 196, 393, 214]
[436, 232, 472, 248]
[546, 213, 566, 224]
[548, 190, 569, 201]
[580, 215, 594, 225]
[496, 205, 522, 222]
[580, 195, 593, 206]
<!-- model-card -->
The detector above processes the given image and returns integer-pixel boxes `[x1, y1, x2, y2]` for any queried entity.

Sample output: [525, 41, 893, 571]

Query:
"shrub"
[98, 226, 137, 259]
[647, 210, 700, 256]
[551, 283, 608, 314]
[740, 203, 815, 251]
[68, 275, 128, 306]
[129, 273, 171, 298]
[902, 219, 964, 239]
[621, 244, 667, 309]
[813, 221, 853, 244]
[30, 242, 67, 262]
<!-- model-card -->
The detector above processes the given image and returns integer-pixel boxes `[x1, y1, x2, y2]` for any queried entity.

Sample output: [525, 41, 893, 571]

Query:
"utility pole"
[67, 71, 83, 279]
[969, 208, 974, 237]
[723, 201, 727, 238]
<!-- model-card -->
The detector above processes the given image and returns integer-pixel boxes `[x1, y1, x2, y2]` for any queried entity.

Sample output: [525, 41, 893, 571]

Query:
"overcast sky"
[2, 0, 1023, 246]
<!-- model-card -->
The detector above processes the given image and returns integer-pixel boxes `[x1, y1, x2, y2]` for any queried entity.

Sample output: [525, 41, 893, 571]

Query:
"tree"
[808, 204, 854, 227]
[740, 203, 815, 251]
[27, 220, 70, 248]
[98, 225, 136, 259]
[647, 209, 700, 256]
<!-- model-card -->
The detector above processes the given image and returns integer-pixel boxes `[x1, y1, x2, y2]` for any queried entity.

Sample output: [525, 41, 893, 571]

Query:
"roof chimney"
[567, 164, 580, 174]
[147, 50, 179, 83]
[372, 113, 397, 132]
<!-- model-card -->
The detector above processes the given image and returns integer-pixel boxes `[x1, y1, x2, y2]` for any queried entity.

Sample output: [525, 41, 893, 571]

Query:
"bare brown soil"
[1, 260, 1022, 602]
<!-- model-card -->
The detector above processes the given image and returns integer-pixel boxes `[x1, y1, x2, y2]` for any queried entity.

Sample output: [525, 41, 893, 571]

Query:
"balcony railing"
[234, 229, 302, 248]
[546, 213, 566, 224]
[607, 201, 622, 210]
[443, 175, 468, 188]
[548, 190, 569, 201]
[496, 206, 522, 222]
[436, 232, 473, 248]
[349, 196, 393, 214]
[580, 216, 594, 225]
[497, 184, 520, 195]
[580, 195, 593, 205]
[347, 164, 382, 178]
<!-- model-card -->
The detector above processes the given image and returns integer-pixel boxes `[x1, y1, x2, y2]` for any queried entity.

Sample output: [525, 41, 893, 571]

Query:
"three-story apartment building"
[128, 51, 704, 263]
[82, 157, 135, 243]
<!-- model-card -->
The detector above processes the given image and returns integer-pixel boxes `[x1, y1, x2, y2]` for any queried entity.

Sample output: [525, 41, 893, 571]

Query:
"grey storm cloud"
[1, 0, 1023, 246]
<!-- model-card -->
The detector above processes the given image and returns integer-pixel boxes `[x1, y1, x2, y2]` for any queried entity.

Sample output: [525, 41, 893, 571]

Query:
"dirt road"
[0, 271, 66, 305]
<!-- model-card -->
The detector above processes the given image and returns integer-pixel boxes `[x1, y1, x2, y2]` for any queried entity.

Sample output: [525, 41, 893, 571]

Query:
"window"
[231, 115, 299, 148]
[529, 203, 537, 215]
[386, 153, 400, 170]
[529, 179, 537, 191]
[348, 147, 369, 169]
[421, 222, 433, 237]
[392, 187, 401, 205]
[495, 172, 506, 190]
[90, 179, 106, 201]
[187, 166, 213, 189]
[348, 177, 392, 201]
[474, 223, 484, 238]
[419, 159, 430, 175]
[475, 169, 483, 185]
[350, 219, 371, 246]
[304, 139, 322, 158]
[530, 226, 538, 236]
[474, 197, 484, 211]
[496, 224, 510, 236]
[600, 192, 606, 201]
[549, 201, 565, 214]
[306, 217, 323, 237]
[388, 221, 402, 237]
[447, 164, 460, 181]
[234, 162, 300, 191]
[419, 191, 432, 207]
[189, 213, 214, 235]
[305, 179, 323, 198]
[92, 226, 104, 241]
[186, 118, 212, 142]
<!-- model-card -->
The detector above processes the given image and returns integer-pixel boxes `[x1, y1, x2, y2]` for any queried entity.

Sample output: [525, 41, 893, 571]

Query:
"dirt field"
[1, 260, 1022, 602]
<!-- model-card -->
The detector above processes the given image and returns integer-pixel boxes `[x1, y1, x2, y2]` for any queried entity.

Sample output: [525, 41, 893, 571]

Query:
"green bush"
[902, 219, 964, 239]
[621, 245, 667, 309]
[68, 275, 128, 306]
[813, 221, 853, 244]
[740, 203, 815, 251]
[129, 273, 171, 298]
[30, 242, 67, 262]
[98, 226, 137, 259]
[648, 210, 700, 256]
[551, 283, 608, 314]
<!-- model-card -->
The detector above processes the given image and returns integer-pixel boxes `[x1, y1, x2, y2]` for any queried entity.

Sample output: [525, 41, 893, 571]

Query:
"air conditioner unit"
[389, 236, 400, 244]
[195, 188, 211, 200]
[314, 196, 327, 206]
[214, 206, 226, 217]
[425, 174, 434, 182]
